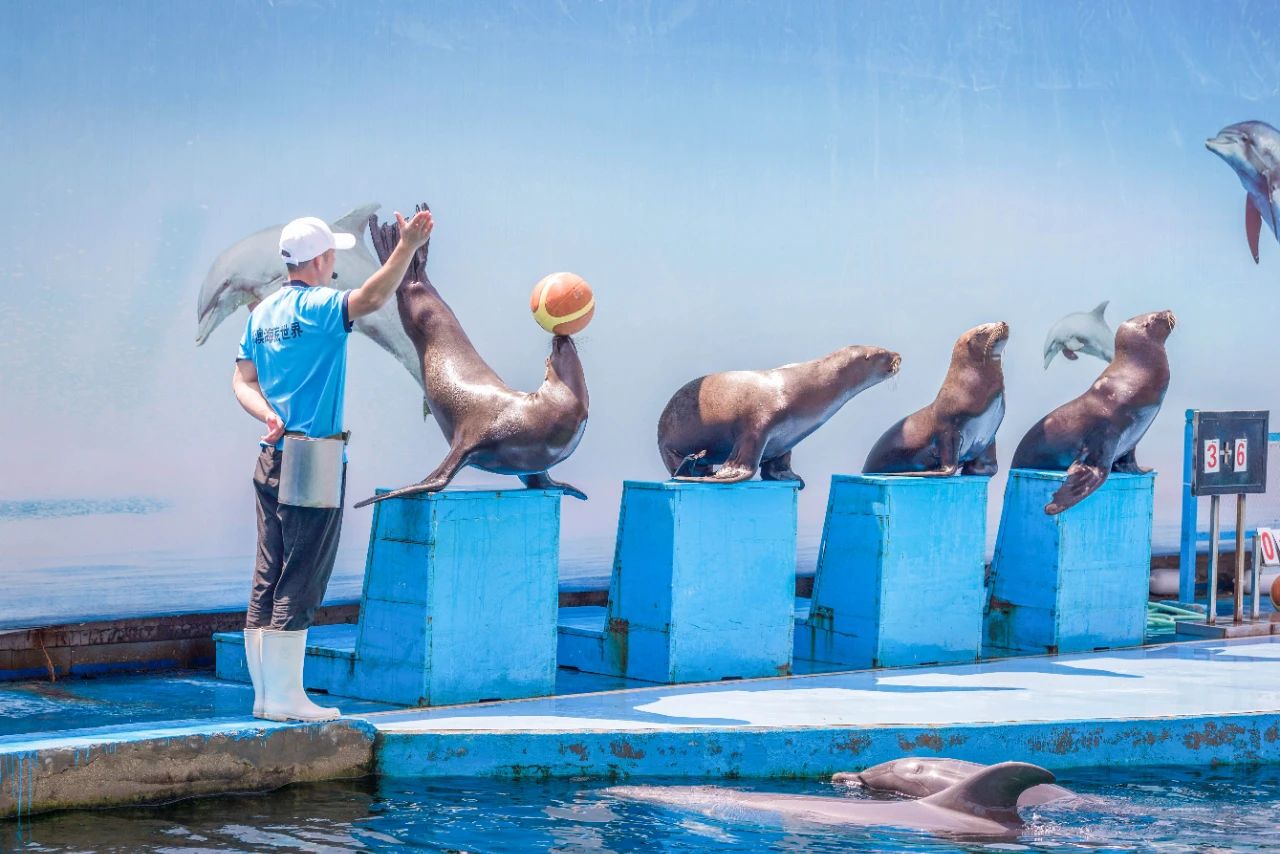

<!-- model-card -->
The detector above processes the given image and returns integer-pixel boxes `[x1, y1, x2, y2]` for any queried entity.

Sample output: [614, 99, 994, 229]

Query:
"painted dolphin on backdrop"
[1043, 302, 1114, 369]
[1206, 121, 1280, 263]
[605, 761, 1055, 840]
[833, 757, 1075, 807]
[194, 203, 425, 393]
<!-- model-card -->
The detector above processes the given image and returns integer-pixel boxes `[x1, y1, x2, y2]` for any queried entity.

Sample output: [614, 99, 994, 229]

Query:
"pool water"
[6, 765, 1280, 852]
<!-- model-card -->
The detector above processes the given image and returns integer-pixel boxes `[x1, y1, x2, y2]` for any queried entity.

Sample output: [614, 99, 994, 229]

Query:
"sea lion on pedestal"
[656, 346, 901, 487]
[354, 206, 590, 508]
[862, 322, 1008, 476]
[1011, 310, 1175, 515]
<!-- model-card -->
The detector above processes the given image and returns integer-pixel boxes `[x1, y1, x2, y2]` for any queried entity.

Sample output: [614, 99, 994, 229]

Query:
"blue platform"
[795, 474, 989, 671]
[558, 480, 800, 683]
[985, 470, 1155, 656]
[216, 488, 562, 706]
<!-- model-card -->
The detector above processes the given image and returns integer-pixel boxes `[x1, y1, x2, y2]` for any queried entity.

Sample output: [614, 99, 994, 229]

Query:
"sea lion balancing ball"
[531, 272, 594, 335]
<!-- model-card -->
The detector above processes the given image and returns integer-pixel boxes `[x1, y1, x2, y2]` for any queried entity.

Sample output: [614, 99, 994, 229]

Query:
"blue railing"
[1178, 408, 1280, 602]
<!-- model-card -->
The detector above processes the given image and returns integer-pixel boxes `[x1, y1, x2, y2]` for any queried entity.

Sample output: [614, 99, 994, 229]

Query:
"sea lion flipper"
[671, 449, 711, 478]
[1045, 460, 1109, 515]
[1110, 448, 1150, 474]
[760, 452, 804, 488]
[1247, 194, 1262, 263]
[519, 472, 588, 501]
[673, 433, 763, 484]
[961, 441, 998, 476]
[367, 214, 393, 264]
[353, 442, 473, 508]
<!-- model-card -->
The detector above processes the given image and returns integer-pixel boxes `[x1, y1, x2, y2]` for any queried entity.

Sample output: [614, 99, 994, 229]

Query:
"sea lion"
[1011, 310, 1175, 515]
[1043, 301, 1114, 368]
[834, 757, 1075, 807]
[605, 761, 1055, 839]
[656, 346, 902, 487]
[862, 322, 1008, 477]
[353, 205, 589, 508]
[1205, 121, 1280, 263]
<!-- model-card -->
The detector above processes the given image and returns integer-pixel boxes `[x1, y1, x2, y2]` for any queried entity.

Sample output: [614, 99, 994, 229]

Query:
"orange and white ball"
[530, 272, 594, 336]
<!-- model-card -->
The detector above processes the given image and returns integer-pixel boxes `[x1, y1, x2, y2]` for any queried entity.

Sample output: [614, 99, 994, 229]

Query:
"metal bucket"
[278, 433, 346, 508]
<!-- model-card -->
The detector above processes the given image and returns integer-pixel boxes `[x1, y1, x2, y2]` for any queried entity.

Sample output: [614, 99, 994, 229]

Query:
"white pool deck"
[362, 636, 1280, 777]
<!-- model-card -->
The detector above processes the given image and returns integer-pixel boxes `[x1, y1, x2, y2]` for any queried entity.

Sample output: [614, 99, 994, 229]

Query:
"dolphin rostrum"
[606, 761, 1055, 839]
[1206, 120, 1280, 263]
[834, 757, 1075, 807]
[195, 204, 425, 395]
[1043, 301, 1113, 369]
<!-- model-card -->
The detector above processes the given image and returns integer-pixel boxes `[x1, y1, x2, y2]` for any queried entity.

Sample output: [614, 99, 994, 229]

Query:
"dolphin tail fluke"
[920, 761, 1054, 824]
[1091, 300, 1109, 317]
[333, 203, 381, 239]
[1247, 195, 1262, 263]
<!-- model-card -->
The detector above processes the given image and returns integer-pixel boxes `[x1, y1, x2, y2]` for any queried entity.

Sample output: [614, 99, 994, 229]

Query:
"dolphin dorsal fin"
[332, 203, 382, 238]
[1091, 300, 1109, 318]
[920, 761, 1054, 822]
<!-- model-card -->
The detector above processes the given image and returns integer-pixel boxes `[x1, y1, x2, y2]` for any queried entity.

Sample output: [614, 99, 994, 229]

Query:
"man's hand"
[396, 208, 433, 251]
[234, 360, 287, 442]
[261, 411, 286, 444]
[347, 206, 436, 321]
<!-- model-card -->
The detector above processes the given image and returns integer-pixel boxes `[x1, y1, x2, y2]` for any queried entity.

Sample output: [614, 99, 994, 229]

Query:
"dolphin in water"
[834, 757, 1075, 807]
[1206, 120, 1280, 263]
[195, 204, 425, 394]
[1043, 301, 1113, 368]
[606, 761, 1055, 840]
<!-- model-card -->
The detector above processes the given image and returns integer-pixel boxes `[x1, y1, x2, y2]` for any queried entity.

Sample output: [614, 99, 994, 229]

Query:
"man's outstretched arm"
[346, 208, 434, 319]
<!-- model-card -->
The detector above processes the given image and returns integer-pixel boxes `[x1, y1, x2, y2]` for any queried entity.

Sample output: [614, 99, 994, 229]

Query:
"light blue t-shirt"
[237, 282, 352, 449]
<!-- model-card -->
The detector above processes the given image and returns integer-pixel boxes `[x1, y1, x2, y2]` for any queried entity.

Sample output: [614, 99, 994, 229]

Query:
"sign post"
[1178, 410, 1271, 638]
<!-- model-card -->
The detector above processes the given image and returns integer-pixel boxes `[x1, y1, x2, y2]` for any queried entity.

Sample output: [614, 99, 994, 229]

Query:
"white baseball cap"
[279, 216, 356, 265]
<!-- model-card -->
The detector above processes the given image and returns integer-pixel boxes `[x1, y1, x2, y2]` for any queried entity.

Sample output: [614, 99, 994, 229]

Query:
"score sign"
[1258, 528, 1280, 567]
[1191, 410, 1269, 496]
[1203, 437, 1249, 474]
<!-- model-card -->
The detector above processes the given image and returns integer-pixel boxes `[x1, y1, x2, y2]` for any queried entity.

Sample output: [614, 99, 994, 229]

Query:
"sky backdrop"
[2, 1, 1279, 619]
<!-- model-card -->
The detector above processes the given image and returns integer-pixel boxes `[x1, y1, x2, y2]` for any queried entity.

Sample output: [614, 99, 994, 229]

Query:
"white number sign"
[1235, 438, 1248, 472]
[1203, 439, 1220, 473]
[1259, 528, 1279, 567]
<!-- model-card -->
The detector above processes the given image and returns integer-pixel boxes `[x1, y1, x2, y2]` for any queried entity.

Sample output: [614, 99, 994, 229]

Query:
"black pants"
[246, 446, 345, 631]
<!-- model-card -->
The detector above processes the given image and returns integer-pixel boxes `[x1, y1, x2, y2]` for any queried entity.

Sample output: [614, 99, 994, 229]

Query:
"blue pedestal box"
[558, 480, 800, 683]
[984, 470, 1154, 657]
[216, 488, 561, 707]
[794, 475, 989, 671]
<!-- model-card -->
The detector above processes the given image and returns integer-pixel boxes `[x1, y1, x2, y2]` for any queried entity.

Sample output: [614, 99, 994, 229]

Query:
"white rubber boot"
[244, 627, 265, 718]
[260, 629, 340, 722]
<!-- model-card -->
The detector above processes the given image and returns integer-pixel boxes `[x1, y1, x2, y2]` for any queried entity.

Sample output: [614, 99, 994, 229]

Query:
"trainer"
[232, 209, 432, 721]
